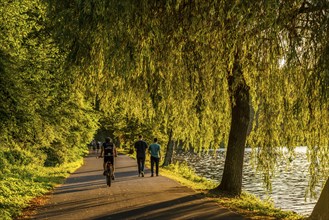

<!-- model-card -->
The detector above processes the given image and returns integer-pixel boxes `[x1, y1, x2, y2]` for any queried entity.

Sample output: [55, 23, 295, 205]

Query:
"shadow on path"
[93, 195, 243, 220]
[31, 154, 245, 220]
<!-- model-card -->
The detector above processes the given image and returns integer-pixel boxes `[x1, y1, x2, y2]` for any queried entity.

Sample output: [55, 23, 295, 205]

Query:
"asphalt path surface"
[32, 154, 245, 220]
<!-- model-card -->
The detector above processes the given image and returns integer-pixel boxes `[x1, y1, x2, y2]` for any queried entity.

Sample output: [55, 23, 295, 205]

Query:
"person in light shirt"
[148, 138, 161, 177]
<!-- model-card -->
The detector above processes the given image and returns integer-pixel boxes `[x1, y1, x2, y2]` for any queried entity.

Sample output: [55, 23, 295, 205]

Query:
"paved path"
[32, 154, 245, 220]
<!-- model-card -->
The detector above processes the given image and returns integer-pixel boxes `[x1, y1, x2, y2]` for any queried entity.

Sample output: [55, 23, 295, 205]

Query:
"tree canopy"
[0, 0, 328, 218]
[43, 0, 328, 192]
[0, 0, 99, 167]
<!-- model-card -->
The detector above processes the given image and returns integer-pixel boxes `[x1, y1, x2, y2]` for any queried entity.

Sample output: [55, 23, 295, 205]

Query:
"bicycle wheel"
[106, 164, 112, 187]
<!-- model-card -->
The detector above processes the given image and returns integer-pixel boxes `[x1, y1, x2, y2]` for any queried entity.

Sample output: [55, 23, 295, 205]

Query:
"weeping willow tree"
[44, 0, 328, 218]
[45, 0, 230, 150]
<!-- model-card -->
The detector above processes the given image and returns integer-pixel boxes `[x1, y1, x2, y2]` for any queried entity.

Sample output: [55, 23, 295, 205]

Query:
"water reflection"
[174, 147, 323, 216]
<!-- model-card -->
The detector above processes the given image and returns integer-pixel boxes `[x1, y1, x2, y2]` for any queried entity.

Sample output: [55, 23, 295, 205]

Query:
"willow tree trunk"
[215, 56, 250, 196]
[162, 129, 175, 167]
[309, 177, 329, 220]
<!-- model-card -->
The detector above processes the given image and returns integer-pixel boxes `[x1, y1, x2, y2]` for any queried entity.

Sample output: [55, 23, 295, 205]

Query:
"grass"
[0, 159, 83, 220]
[160, 161, 218, 190]
[121, 148, 305, 220]
[212, 192, 304, 220]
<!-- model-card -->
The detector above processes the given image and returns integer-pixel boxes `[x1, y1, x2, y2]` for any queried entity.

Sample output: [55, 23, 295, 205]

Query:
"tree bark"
[309, 177, 329, 220]
[162, 129, 175, 167]
[215, 54, 250, 196]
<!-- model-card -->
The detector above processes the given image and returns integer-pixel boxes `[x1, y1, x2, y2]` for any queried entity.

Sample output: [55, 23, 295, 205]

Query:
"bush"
[0, 151, 8, 171]
[41, 146, 66, 167]
[3, 149, 34, 166]
[40, 141, 87, 167]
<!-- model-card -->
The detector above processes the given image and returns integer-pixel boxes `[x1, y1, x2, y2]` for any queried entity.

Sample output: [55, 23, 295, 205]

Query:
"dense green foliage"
[0, 0, 328, 218]
[0, 0, 99, 163]
[0, 1, 99, 218]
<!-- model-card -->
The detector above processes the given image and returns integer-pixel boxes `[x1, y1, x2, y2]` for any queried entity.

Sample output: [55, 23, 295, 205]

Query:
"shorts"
[104, 156, 114, 166]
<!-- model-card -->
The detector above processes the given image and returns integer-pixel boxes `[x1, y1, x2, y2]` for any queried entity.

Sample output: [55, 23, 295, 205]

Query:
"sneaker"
[141, 171, 144, 177]
[151, 174, 154, 177]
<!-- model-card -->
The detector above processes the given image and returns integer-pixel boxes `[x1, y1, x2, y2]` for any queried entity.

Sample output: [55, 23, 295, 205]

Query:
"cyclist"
[99, 137, 117, 179]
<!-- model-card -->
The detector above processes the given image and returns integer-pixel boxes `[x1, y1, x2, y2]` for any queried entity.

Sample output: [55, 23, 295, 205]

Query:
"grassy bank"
[162, 162, 305, 219]
[122, 149, 304, 220]
[0, 159, 83, 220]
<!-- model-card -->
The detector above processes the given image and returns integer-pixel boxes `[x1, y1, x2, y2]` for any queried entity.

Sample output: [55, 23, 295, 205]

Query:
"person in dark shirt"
[99, 137, 117, 179]
[134, 135, 148, 177]
[96, 141, 101, 154]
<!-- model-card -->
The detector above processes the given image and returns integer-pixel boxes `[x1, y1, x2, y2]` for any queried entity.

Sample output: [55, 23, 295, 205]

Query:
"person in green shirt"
[148, 138, 161, 177]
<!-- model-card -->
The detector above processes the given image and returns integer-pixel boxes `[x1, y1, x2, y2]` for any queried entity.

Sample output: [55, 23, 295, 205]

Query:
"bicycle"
[105, 160, 113, 187]
[98, 156, 114, 187]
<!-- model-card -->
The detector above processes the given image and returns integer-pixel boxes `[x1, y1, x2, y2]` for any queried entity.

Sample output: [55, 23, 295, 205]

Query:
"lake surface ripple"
[174, 147, 323, 216]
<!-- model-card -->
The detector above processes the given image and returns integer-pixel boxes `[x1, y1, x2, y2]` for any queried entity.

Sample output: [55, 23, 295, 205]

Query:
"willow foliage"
[44, 0, 328, 194]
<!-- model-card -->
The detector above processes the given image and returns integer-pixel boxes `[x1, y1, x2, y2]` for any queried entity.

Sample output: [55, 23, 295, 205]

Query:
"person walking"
[96, 141, 101, 154]
[91, 139, 96, 154]
[148, 138, 161, 177]
[134, 135, 148, 177]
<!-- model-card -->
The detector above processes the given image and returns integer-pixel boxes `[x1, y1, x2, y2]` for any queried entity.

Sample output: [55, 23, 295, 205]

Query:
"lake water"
[173, 147, 323, 216]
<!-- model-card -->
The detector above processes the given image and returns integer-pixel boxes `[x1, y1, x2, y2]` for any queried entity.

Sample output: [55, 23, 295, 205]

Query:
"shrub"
[3, 149, 34, 166]
[41, 146, 65, 167]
